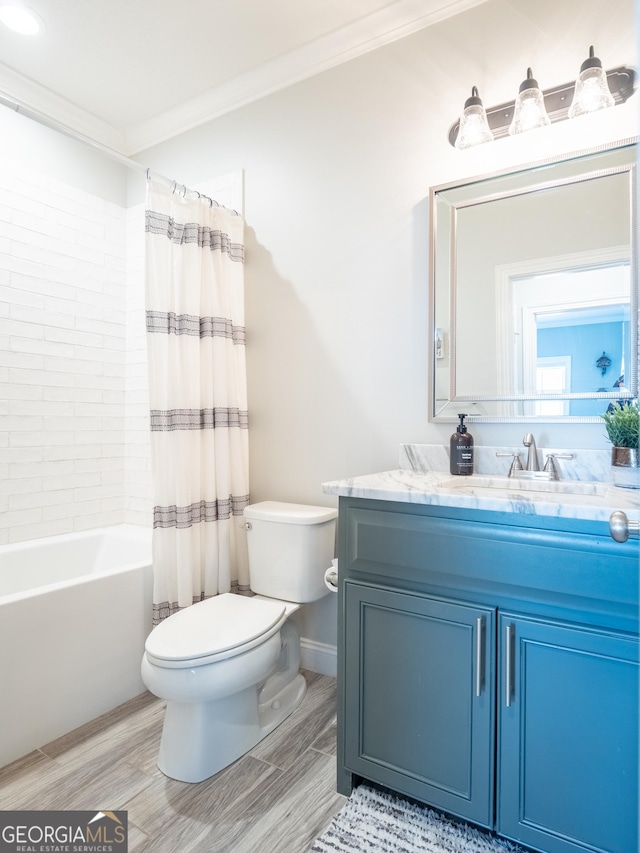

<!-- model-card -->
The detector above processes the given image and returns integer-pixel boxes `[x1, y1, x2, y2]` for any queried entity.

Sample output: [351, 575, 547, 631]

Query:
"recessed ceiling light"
[0, 4, 44, 35]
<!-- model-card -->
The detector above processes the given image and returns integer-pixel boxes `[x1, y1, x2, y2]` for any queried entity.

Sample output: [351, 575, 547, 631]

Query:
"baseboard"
[300, 637, 337, 678]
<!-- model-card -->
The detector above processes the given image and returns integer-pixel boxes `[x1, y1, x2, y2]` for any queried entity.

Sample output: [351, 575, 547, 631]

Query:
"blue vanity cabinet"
[497, 613, 639, 853]
[343, 582, 495, 827]
[337, 497, 639, 853]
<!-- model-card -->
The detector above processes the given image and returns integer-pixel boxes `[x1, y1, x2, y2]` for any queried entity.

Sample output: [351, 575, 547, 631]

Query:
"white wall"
[134, 0, 638, 659]
[0, 109, 152, 544]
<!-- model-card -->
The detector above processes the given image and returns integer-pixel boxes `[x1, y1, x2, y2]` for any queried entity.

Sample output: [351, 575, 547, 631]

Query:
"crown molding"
[0, 0, 488, 157]
[0, 61, 127, 152]
[123, 0, 488, 154]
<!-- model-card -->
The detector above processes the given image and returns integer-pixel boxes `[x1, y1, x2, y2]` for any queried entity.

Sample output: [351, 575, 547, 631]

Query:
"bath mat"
[311, 784, 527, 853]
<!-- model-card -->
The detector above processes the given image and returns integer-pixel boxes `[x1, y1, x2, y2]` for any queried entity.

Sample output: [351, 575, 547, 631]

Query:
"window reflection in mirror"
[517, 264, 630, 417]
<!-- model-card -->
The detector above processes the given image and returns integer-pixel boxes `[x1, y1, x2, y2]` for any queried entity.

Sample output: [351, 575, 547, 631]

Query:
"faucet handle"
[543, 455, 559, 480]
[496, 451, 524, 477]
[543, 453, 574, 480]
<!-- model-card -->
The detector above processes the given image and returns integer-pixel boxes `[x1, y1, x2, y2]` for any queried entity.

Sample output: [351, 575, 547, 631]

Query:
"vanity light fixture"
[569, 46, 615, 118]
[508, 68, 550, 135]
[454, 87, 494, 150]
[0, 3, 43, 35]
[448, 50, 635, 148]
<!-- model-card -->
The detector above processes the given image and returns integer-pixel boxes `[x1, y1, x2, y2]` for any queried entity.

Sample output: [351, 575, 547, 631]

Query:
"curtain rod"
[0, 92, 240, 214]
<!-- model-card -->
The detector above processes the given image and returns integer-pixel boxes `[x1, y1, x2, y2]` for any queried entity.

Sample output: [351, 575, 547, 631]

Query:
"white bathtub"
[0, 524, 153, 769]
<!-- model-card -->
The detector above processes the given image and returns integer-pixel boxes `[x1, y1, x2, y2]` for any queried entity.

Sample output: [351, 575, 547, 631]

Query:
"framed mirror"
[429, 139, 637, 422]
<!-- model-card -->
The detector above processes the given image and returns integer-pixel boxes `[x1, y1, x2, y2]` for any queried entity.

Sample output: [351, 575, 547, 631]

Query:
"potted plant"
[602, 401, 640, 488]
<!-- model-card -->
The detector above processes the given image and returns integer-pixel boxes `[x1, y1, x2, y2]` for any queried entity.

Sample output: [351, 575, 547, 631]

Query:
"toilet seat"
[145, 593, 287, 669]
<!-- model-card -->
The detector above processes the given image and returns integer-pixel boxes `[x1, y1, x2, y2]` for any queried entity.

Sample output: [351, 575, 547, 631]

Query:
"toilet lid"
[145, 593, 286, 664]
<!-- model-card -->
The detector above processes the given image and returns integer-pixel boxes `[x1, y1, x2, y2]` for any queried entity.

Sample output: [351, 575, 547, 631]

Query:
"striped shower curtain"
[145, 181, 250, 624]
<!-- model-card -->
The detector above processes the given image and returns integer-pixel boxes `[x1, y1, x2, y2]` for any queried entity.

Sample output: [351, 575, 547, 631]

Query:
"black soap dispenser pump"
[450, 413, 474, 476]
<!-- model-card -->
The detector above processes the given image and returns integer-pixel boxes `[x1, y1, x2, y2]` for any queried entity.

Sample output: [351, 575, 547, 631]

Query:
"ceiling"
[0, 0, 488, 155]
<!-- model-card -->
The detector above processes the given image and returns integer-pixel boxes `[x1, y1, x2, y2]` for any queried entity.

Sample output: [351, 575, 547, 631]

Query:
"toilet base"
[156, 621, 307, 783]
[158, 673, 306, 783]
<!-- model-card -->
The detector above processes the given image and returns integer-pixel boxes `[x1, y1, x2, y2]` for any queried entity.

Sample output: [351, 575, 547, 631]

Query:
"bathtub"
[0, 524, 153, 769]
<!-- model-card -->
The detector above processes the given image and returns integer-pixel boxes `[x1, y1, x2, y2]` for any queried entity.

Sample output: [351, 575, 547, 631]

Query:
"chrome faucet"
[497, 438, 574, 481]
[523, 433, 539, 471]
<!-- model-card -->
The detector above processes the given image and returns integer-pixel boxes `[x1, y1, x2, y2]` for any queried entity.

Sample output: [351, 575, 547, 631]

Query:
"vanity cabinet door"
[497, 613, 639, 853]
[343, 582, 495, 827]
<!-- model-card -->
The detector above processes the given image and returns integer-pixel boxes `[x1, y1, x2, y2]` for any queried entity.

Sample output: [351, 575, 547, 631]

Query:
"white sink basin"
[437, 476, 610, 497]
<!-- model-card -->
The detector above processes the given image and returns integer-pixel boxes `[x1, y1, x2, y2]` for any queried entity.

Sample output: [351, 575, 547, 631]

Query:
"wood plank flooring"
[0, 671, 346, 852]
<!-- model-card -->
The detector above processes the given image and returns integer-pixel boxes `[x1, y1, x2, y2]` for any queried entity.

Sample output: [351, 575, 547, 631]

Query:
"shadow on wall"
[243, 225, 381, 506]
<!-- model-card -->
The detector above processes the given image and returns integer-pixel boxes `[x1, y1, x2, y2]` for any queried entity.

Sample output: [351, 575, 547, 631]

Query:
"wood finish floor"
[0, 671, 346, 852]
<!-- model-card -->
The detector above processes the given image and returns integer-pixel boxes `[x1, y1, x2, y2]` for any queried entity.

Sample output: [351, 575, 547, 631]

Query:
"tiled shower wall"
[0, 164, 152, 545]
[125, 201, 152, 525]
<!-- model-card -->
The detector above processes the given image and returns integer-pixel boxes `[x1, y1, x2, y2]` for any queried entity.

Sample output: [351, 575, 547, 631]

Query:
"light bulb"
[509, 68, 550, 135]
[455, 87, 494, 150]
[569, 46, 615, 118]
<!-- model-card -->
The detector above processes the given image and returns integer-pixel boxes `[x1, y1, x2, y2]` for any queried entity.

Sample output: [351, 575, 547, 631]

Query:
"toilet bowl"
[141, 501, 337, 783]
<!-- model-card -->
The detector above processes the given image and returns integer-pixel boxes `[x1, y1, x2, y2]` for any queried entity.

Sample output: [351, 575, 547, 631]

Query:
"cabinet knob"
[609, 510, 640, 543]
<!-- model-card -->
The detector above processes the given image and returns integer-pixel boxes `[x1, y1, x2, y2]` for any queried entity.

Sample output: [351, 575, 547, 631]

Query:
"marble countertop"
[322, 468, 640, 523]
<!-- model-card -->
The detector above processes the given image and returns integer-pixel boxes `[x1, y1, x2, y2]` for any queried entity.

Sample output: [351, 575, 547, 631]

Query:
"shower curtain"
[145, 181, 250, 624]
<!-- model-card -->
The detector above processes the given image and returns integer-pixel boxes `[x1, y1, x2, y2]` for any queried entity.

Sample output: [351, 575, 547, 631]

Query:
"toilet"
[140, 500, 338, 783]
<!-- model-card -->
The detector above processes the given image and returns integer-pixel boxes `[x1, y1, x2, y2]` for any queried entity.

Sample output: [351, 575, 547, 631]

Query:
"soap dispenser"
[450, 413, 474, 476]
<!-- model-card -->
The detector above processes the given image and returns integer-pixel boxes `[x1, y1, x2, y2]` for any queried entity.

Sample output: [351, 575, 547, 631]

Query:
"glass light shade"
[569, 47, 615, 118]
[508, 68, 550, 135]
[455, 87, 493, 149]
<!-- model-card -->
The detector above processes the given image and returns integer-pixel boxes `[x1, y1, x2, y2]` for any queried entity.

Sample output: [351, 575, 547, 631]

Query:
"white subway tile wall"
[125, 202, 152, 526]
[0, 166, 152, 545]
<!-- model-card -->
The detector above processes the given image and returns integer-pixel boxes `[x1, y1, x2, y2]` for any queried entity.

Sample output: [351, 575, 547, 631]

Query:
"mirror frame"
[429, 138, 638, 423]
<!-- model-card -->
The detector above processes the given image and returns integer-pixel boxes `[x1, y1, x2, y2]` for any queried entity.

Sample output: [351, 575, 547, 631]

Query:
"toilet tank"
[244, 501, 338, 603]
